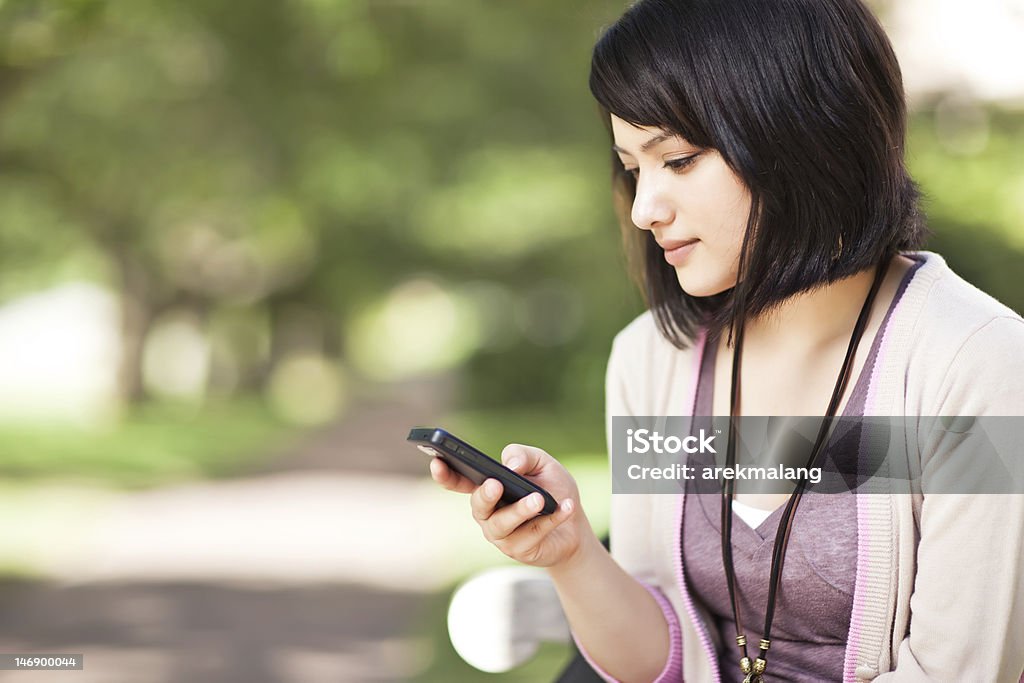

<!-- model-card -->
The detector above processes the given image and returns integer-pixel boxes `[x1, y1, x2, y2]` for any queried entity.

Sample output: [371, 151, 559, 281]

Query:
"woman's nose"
[630, 176, 674, 230]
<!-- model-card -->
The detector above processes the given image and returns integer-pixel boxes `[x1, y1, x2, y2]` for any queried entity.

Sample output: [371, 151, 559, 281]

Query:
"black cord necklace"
[721, 255, 892, 683]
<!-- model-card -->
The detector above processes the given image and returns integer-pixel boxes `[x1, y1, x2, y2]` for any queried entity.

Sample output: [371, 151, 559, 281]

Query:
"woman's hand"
[430, 444, 592, 569]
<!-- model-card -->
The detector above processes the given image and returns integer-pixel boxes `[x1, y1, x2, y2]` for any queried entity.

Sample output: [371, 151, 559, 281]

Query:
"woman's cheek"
[673, 243, 738, 297]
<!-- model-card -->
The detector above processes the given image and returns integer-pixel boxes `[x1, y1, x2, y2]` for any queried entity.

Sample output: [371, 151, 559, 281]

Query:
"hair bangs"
[589, 6, 712, 149]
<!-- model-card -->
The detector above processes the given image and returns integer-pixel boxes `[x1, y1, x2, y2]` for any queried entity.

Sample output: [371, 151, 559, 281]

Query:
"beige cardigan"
[600, 251, 1024, 682]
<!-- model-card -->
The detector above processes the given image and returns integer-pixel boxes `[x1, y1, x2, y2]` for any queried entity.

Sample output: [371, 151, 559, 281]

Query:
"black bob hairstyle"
[590, 0, 929, 348]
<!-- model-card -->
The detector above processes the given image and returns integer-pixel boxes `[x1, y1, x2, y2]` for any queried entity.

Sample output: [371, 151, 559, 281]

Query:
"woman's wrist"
[547, 522, 607, 581]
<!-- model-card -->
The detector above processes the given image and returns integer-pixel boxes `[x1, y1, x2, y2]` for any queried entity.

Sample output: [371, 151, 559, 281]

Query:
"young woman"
[431, 0, 1024, 680]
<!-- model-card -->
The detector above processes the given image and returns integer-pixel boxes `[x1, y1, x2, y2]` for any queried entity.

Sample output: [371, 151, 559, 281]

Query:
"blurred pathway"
[45, 471, 496, 591]
[0, 580, 434, 682]
[0, 378, 517, 683]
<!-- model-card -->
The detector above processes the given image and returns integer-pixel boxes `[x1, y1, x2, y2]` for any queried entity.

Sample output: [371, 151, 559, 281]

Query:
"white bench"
[447, 566, 571, 673]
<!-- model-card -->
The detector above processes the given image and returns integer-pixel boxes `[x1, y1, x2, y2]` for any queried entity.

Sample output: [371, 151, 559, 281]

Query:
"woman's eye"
[664, 154, 699, 172]
[621, 154, 698, 180]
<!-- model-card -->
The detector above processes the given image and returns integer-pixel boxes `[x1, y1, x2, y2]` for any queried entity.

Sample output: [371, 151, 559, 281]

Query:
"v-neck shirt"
[682, 258, 923, 682]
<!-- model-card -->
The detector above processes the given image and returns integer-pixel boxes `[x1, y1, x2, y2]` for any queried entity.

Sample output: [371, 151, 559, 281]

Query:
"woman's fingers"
[429, 457, 476, 494]
[501, 443, 550, 475]
[502, 498, 575, 553]
[467, 474, 580, 566]
[484, 491, 563, 540]
[470, 478, 503, 522]
[492, 498, 577, 564]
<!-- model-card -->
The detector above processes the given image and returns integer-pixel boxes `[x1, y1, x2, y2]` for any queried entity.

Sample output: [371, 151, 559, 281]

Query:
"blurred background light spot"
[161, 218, 262, 300]
[142, 310, 211, 402]
[160, 198, 314, 304]
[417, 148, 602, 259]
[515, 280, 584, 347]
[0, 282, 120, 425]
[347, 278, 481, 381]
[5, 18, 56, 66]
[458, 281, 518, 351]
[267, 353, 347, 426]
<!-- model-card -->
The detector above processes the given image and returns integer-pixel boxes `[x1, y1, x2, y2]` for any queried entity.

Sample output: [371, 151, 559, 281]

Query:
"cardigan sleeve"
[569, 324, 685, 683]
[876, 316, 1024, 681]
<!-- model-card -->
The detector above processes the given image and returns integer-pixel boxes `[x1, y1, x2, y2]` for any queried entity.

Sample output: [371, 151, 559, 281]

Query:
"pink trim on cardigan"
[572, 582, 684, 683]
[844, 496, 872, 682]
[843, 281, 904, 682]
[675, 488, 723, 681]
[646, 582, 685, 682]
[673, 329, 723, 680]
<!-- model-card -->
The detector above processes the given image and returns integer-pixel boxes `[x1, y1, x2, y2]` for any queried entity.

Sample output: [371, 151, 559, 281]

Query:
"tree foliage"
[0, 0, 1019, 415]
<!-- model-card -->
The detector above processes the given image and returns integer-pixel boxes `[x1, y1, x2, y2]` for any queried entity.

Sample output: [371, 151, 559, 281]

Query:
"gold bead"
[736, 634, 747, 647]
[753, 657, 767, 675]
[740, 657, 752, 674]
[759, 638, 771, 651]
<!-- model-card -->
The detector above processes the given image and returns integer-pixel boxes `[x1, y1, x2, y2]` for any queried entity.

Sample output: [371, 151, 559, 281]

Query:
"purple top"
[683, 258, 923, 681]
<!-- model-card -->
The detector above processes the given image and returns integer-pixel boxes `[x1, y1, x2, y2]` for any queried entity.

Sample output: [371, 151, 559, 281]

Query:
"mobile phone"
[408, 427, 558, 515]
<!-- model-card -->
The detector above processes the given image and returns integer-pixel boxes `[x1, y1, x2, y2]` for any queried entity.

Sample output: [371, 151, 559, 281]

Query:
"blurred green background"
[0, 0, 1020, 681]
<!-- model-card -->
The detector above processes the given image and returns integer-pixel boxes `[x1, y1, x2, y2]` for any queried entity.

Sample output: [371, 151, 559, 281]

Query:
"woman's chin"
[674, 267, 732, 297]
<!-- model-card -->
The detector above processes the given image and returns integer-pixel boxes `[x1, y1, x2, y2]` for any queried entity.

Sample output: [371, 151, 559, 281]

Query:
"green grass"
[0, 399, 295, 488]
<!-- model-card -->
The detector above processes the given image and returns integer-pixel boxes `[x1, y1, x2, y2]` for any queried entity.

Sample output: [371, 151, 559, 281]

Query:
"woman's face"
[611, 114, 752, 297]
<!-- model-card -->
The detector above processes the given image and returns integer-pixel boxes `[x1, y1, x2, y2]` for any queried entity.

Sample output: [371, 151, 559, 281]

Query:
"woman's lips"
[661, 239, 699, 266]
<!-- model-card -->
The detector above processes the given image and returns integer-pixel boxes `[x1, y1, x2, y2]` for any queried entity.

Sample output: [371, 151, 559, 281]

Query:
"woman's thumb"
[501, 443, 549, 475]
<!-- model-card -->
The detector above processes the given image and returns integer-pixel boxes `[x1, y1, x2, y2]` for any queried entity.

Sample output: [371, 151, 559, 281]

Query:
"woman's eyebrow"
[612, 132, 673, 156]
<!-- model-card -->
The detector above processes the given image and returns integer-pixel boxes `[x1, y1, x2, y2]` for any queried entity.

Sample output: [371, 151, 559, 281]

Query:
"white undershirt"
[732, 498, 775, 530]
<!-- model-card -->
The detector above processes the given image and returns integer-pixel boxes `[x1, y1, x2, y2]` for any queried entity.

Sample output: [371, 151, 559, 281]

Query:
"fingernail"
[529, 493, 542, 510]
[485, 480, 500, 498]
[506, 457, 521, 470]
[561, 499, 573, 513]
